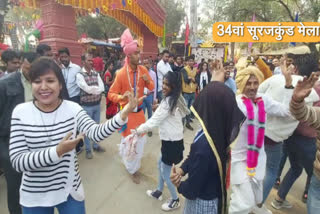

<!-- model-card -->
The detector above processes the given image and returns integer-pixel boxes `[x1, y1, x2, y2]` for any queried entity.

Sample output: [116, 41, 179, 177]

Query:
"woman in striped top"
[9, 57, 139, 214]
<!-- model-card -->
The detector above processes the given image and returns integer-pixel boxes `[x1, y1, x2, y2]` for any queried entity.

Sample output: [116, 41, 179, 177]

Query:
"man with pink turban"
[108, 29, 154, 184]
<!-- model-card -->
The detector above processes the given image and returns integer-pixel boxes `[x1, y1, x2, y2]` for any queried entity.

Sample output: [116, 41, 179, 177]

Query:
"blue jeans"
[278, 134, 316, 200]
[262, 139, 283, 203]
[277, 143, 288, 179]
[183, 92, 195, 124]
[143, 94, 153, 119]
[157, 158, 178, 200]
[82, 104, 101, 152]
[308, 175, 320, 214]
[22, 195, 86, 214]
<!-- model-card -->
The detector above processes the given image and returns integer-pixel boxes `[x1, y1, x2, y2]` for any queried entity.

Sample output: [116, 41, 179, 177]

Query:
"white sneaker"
[146, 189, 163, 201]
[252, 205, 273, 214]
[161, 198, 180, 211]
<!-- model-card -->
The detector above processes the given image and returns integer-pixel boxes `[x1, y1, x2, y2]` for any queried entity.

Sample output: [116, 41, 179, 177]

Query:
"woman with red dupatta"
[104, 62, 118, 119]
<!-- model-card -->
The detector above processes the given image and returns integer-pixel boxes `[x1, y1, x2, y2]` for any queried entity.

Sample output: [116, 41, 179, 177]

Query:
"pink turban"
[121, 29, 138, 56]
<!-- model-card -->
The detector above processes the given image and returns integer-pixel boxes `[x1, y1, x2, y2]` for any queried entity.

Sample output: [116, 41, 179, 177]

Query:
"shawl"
[191, 81, 245, 214]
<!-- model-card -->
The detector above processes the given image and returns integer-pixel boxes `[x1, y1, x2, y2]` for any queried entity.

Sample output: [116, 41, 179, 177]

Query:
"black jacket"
[0, 72, 25, 139]
[195, 71, 212, 91]
[178, 130, 221, 200]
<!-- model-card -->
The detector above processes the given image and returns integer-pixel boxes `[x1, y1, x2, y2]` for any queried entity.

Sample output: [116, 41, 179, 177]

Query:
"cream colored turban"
[235, 66, 264, 94]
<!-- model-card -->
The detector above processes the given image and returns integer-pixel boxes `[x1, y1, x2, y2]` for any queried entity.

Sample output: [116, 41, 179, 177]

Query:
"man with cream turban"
[108, 29, 154, 184]
[229, 66, 293, 214]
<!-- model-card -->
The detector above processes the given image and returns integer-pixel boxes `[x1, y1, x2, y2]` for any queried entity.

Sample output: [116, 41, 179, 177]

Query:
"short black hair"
[186, 56, 194, 61]
[1, 50, 19, 64]
[36, 44, 52, 56]
[23, 52, 39, 64]
[162, 50, 170, 55]
[175, 56, 183, 60]
[295, 54, 319, 77]
[29, 57, 65, 98]
[58, 47, 70, 56]
[169, 53, 175, 58]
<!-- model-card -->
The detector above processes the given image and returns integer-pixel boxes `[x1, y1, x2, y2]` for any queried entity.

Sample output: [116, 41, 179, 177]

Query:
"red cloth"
[185, 21, 190, 46]
[93, 57, 104, 72]
[104, 71, 118, 119]
[0, 43, 9, 50]
[104, 71, 112, 85]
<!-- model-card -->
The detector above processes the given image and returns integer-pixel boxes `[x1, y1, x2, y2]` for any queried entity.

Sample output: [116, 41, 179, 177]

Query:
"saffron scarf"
[242, 97, 266, 176]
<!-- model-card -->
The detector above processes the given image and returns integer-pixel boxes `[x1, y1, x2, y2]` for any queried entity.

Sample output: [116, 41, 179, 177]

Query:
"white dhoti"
[120, 135, 147, 174]
[229, 161, 264, 214]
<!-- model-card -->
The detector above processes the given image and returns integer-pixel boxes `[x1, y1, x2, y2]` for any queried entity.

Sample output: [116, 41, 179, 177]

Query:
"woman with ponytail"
[136, 71, 189, 212]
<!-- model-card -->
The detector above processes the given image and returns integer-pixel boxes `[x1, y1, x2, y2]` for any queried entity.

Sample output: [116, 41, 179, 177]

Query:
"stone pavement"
[0, 102, 309, 214]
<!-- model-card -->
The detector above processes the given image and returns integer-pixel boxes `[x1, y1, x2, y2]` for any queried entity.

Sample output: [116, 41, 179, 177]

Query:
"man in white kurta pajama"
[229, 66, 293, 214]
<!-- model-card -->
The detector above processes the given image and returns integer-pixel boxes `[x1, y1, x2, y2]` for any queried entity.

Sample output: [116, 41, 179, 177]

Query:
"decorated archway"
[24, 0, 165, 64]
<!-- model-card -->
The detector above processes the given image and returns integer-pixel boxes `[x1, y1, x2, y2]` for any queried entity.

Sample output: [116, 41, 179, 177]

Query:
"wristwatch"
[285, 85, 294, 89]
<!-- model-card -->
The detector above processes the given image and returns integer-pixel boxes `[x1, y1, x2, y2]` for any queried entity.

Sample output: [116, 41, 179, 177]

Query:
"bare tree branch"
[277, 0, 295, 21]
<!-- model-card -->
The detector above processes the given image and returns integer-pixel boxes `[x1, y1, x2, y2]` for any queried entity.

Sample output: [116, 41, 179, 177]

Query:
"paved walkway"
[0, 102, 308, 214]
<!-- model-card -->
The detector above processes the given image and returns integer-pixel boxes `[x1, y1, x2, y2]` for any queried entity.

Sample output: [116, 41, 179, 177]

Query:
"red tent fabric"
[185, 21, 190, 46]
[0, 43, 10, 51]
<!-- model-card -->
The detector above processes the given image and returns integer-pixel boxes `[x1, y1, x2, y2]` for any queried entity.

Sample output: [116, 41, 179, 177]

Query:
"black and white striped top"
[9, 100, 126, 207]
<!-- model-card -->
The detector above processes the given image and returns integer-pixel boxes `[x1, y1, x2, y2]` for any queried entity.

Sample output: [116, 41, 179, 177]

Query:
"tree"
[158, 0, 185, 47]
[5, 6, 40, 50]
[0, 0, 9, 43]
[76, 15, 126, 39]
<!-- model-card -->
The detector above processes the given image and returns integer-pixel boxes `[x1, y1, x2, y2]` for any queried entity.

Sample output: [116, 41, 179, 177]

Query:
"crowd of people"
[0, 28, 320, 214]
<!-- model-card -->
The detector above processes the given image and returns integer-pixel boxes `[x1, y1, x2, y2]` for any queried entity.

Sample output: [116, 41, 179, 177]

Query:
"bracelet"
[285, 85, 294, 89]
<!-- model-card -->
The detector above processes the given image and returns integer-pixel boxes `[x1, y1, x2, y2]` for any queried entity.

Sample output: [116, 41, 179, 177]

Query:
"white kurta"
[231, 93, 291, 184]
[229, 93, 292, 214]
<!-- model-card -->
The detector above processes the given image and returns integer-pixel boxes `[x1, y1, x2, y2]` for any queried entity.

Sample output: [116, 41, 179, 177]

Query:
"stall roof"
[78, 38, 121, 49]
[259, 44, 320, 56]
[91, 40, 121, 49]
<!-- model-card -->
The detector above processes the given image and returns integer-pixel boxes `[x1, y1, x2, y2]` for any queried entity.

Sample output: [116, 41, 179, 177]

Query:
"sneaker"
[273, 178, 280, 189]
[93, 146, 106, 153]
[148, 131, 153, 137]
[252, 205, 273, 214]
[86, 151, 93, 159]
[146, 190, 163, 201]
[302, 191, 308, 203]
[271, 199, 292, 210]
[186, 123, 194, 131]
[161, 198, 180, 211]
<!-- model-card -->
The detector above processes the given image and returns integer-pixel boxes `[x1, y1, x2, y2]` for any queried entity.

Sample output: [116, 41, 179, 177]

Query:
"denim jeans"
[262, 140, 283, 203]
[277, 142, 288, 179]
[82, 104, 101, 152]
[22, 195, 86, 214]
[157, 158, 178, 200]
[143, 94, 153, 119]
[278, 134, 316, 200]
[308, 175, 320, 214]
[0, 138, 22, 214]
[183, 92, 195, 124]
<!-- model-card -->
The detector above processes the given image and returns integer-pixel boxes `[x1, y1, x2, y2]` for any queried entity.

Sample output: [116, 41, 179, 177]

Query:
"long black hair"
[29, 57, 68, 99]
[199, 61, 209, 73]
[163, 71, 182, 113]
